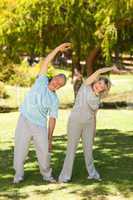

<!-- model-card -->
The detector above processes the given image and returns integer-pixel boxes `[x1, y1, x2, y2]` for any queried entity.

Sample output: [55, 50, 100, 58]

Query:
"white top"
[70, 83, 100, 123]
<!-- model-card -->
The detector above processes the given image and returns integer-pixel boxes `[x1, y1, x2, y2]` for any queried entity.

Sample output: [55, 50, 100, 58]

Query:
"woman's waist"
[69, 110, 95, 122]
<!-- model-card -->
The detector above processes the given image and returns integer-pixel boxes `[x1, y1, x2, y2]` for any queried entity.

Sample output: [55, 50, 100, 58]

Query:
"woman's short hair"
[92, 76, 112, 98]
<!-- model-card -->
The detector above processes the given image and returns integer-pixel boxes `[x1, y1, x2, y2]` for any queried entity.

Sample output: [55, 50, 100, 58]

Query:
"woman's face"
[48, 76, 65, 91]
[93, 80, 107, 94]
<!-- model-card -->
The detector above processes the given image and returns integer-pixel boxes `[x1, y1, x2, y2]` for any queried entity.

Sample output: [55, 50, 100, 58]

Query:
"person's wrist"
[55, 46, 61, 53]
[48, 138, 52, 142]
[111, 66, 114, 70]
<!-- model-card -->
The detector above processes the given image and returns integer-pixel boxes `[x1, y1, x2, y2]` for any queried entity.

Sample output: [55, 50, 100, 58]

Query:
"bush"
[0, 81, 7, 98]
[30, 62, 56, 78]
[8, 60, 33, 87]
[0, 59, 58, 87]
[9, 74, 35, 87]
[0, 60, 35, 87]
[0, 63, 17, 83]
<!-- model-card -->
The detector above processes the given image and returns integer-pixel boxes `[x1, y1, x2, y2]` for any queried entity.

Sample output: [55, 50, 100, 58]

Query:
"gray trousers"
[13, 114, 52, 178]
[59, 116, 98, 181]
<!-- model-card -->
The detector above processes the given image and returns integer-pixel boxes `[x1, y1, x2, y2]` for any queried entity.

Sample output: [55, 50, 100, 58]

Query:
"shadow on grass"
[100, 102, 133, 109]
[0, 129, 133, 199]
[0, 101, 133, 114]
[0, 106, 18, 113]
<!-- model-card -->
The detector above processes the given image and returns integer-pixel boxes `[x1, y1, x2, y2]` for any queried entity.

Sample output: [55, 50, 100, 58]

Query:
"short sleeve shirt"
[20, 75, 59, 127]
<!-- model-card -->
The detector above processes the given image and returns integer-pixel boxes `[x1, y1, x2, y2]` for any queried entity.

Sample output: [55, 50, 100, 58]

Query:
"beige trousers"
[13, 114, 52, 178]
[59, 116, 99, 181]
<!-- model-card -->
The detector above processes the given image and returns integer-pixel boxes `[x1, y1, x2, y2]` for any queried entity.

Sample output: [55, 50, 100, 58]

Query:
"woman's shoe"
[43, 176, 56, 183]
[87, 175, 102, 181]
[58, 178, 70, 183]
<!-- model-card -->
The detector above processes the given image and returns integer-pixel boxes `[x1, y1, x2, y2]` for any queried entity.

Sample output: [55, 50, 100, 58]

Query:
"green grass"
[109, 74, 133, 94]
[0, 73, 133, 199]
[0, 109, 133, 200]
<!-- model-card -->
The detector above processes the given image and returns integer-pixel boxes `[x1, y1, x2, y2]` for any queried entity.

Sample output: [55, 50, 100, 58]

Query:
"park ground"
[0, 74, 133, 200]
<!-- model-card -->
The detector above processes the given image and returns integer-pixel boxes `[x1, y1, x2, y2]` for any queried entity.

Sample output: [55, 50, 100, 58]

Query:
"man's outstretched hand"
[56, 43, 72, 53]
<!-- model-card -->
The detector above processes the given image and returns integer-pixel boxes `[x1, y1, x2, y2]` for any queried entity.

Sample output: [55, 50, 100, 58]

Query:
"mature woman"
[59, 66, 119, 183]
[13, 43, 71, 184]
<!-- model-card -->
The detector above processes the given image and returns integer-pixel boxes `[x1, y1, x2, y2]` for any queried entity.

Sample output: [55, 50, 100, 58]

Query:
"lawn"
[0, 109, 133, 200]
[0, 73, 133, 200]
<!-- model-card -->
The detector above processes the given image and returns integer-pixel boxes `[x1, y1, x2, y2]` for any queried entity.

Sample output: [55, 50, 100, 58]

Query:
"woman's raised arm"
[85, 66, 120, 85]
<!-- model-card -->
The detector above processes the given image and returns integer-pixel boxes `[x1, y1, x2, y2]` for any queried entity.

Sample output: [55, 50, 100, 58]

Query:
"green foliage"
[9, 61, 35, 87]
[0, 60, 35, 87]
[0, 81, 7, 98]
[0, 0, 132, 67]
[0, 63, 17, 82]
[95, 0, 133, 62]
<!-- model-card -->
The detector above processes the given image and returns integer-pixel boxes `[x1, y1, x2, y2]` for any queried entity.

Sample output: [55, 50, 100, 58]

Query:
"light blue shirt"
[20, 75, 59, 128]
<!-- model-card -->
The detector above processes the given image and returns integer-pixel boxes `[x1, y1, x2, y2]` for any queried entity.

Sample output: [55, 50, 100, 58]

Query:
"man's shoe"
[13, 176, 23, 184]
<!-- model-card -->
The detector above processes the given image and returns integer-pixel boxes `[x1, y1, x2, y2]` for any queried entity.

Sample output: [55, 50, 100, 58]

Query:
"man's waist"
[20, 111, 47, 128]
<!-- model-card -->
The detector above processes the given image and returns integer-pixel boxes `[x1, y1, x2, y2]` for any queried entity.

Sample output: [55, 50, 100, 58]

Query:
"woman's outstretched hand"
[112, 66, 121, 74]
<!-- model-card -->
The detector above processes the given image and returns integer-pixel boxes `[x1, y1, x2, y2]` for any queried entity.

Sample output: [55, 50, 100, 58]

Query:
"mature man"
[13, 43, 71, 183]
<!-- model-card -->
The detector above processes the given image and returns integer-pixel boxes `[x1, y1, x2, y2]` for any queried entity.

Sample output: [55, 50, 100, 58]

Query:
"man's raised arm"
[39, 43, 71, 75]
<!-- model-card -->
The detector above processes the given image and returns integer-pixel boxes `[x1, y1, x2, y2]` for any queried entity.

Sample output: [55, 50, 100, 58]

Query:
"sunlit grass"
[0, 73, 133, 200]
[0, 109, 133, 200]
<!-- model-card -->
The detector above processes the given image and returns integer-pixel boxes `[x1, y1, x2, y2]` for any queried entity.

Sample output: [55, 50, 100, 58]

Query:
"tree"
[0, 0, 132, 75]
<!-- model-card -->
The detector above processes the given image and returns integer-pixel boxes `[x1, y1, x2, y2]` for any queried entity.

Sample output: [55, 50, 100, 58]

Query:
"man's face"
[48, 76, 65, 91]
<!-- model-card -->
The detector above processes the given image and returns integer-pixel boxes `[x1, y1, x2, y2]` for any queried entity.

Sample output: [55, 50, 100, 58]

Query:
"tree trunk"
[72, 44, 81, 77]
[114, 46, 120, 66]
[71, 45, 83, 100]
[72, 55, 81, 77]
[86, 47, 101, 76]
